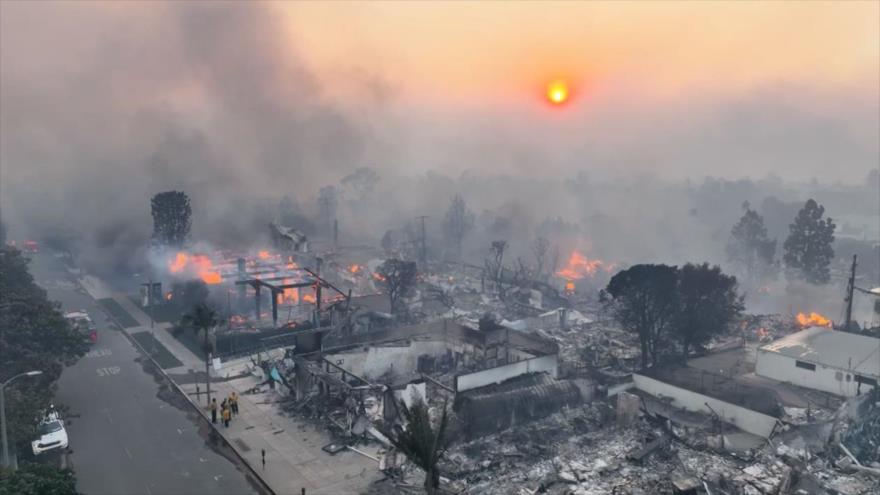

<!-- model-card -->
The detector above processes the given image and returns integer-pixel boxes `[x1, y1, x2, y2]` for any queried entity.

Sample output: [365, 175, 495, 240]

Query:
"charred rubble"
[139, 225, 880, 495]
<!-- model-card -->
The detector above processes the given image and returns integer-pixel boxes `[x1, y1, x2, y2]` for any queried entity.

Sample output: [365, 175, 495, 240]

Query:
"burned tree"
[376, 258, 418, 317]
[340, 167, 380, 201]
[726, 202, 777, 286]
[150, 191, 191, 248]
[443, 194, 474, 258]
[387, 399, 449, 494]
[672, 263, 744, 361]
[533, 236, 551, 280]
[484, 240, 507, 298]
[783, 199, 836, 284]
[602, 264, 679, 369]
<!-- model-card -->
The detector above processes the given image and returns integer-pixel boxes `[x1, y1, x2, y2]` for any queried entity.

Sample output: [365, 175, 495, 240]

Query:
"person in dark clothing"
[210, 398, 218, 424]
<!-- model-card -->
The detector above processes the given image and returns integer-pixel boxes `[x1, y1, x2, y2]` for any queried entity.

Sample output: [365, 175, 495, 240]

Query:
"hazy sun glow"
[546, 80, 569, 105]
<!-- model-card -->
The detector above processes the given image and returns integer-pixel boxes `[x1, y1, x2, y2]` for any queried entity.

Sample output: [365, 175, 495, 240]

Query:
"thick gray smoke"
[1, 1, 374, 275]
[1, 0, 877, 319]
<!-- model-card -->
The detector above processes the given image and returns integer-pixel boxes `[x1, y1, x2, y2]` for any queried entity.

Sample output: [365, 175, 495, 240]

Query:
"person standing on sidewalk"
[222, 405, 231, 428]
[230, 392, 239, 416]
[210, 398, 218, 424]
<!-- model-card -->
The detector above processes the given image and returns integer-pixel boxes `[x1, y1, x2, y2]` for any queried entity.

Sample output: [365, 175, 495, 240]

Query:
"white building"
[756, 327, 880, 397]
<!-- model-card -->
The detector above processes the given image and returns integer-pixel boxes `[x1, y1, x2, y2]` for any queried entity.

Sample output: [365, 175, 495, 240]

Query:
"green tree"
[443, 194, 474, 258]
[387, 400, 448, 494]
[672, 263, 744, 361]
[376, 259, 418, 317]
[0, 248, 88, 452]
[0, 462, 79, 495]
[602, 264, 679, 369]
[783, 199, 836, 284]
[150, 191, 192, 248]
[726, 202, 777, 285]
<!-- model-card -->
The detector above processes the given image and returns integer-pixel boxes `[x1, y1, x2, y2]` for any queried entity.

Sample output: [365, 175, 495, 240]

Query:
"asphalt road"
[29, 252, 263, 495]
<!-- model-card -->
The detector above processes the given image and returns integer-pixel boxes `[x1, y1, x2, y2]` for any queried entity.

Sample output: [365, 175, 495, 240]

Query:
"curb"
[97, 295, 278, 495]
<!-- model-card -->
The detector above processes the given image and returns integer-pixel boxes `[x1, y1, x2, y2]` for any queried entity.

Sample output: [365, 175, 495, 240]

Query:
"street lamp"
[1, 370, 43, 468]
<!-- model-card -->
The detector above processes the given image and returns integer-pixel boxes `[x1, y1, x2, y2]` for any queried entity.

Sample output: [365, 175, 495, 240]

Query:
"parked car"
[32, 410, 68, 456]
[22, 240, 39, 253]
[64, 310, 97, 343]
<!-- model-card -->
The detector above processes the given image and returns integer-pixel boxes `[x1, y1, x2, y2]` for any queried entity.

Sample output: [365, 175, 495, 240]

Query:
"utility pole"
[416, 215, 428, 269]
[141, 278, 156, 355]
[1, 371, 42, 468]
[844, 254, 857, 332]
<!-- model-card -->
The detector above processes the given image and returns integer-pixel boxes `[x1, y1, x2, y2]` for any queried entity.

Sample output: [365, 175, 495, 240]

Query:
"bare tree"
[376, 259, 418, 317]
[484, 240, 507, 298]
[443, 194, 474, 258]
[532, 236, 550, 280]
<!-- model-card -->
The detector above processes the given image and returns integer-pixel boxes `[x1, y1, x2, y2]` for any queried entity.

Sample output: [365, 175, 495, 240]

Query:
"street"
[28, 252, 263, 495]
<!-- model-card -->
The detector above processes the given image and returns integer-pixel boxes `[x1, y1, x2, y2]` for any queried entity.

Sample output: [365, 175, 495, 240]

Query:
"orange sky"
[279, 1, 879, 108]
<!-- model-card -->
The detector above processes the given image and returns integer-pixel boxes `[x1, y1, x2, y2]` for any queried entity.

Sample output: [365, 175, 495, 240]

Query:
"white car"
[31, 412, 68, 455]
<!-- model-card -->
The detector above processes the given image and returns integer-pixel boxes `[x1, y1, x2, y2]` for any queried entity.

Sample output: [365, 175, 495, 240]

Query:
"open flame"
[556, 250, 614, 280]
[796, 312, 833, 328]
[168, 252, 223, 285]
[348, 264, 363, 274]
[258, 250, 271, 260]
[281, 278, 298, 304]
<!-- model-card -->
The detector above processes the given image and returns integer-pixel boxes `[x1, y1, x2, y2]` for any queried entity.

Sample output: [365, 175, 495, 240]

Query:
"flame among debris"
[349, 264, 363, 274]
[556, 250, 614, 280]
[258, 250, 271, 260]
[168, 252, 223, 285]
[286, 256, 298, 270]
[796, 312, 832, 328]
[282, 278, 299, 304]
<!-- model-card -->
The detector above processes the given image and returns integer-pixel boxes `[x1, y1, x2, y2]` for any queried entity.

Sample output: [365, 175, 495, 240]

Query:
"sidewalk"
[79, 276, 382, 494]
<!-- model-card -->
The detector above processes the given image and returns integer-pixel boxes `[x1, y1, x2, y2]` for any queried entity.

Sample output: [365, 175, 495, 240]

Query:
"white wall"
[327, 340, 449, 380]
[455, 354, 559, 392]
[633, 374, 778, 438]
[756, 350, 873, 397]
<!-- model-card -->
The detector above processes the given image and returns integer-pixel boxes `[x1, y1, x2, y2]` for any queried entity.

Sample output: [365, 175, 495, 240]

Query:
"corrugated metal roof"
[759, 327, 880, 376]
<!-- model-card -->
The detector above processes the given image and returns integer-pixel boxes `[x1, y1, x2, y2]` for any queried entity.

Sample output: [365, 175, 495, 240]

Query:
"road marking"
[96, 366, 121, 377]
[214, 475, 223, 481]
[124, 446, 133, 460]
[144, 486, 153, 495]
[84, 348, 112, 358]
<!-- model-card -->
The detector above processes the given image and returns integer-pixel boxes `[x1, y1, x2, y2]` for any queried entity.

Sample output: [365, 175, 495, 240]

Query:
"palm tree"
[181, 302, 218, 405]
[388, 399, 448, 494]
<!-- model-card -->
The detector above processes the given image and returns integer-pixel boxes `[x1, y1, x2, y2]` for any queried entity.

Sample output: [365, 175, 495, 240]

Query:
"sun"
[546, 80, 569, 105]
